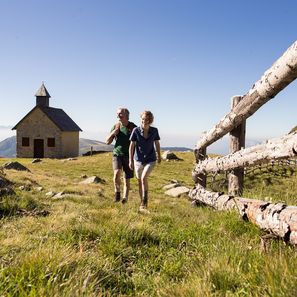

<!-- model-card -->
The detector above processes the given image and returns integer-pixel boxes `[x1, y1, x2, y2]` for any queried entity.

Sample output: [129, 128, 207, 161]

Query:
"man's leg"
[112, 156, 123, 202]
[113, 169, 121, 202]
[121, 156, 133, 204]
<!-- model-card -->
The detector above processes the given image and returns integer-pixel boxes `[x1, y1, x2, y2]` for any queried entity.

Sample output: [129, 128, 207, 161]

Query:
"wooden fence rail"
[189, 40, 297, 245]
[195, 41, 297, 153]
[189, 185, 297, 245]
[193, 132, 297, 176]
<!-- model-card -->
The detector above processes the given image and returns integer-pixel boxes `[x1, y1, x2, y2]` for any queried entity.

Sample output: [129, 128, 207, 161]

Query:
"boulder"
[19, 185, 31, 191]
[61, 158, 77, 162]
[32, 158, 42, 163]
[79, 176, 105, 184]
[45, 191, 55, 197]
[34, 186, 43, 192]
[2, 162, 30, 172]
[170, 179, 179, 184]
[161, 151, 181, 161]
[83, 150, 108, 156]
[162, 183, 180, 190]
[0, 187, 16, 196]
[165, 186, 190, 197]
[0, 177, 10, 188]
[53, 191, 65, 199]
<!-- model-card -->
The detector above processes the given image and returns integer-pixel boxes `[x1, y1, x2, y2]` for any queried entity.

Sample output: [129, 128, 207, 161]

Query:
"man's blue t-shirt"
[130, 126, 160, 164]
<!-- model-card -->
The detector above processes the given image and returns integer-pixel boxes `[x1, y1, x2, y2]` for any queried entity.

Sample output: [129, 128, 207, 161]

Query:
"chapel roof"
[12, 106, 82, 132]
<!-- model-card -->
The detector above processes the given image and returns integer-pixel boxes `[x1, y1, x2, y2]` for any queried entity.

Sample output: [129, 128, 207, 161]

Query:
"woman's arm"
[129, 141, 136, 169]
[155, 140, 161, 163]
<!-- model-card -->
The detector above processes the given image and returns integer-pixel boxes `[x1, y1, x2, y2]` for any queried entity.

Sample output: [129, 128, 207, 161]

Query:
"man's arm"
[105, 123, 120, 145]
[129, 141, 136, 169]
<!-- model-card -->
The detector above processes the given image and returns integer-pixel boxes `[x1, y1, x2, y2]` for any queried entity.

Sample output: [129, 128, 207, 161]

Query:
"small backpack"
[114, 122, 136, 134]
[126, 122, 137, 134]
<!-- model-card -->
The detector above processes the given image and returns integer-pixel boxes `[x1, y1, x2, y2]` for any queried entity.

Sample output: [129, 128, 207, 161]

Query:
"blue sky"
[0, 0, 296, 153]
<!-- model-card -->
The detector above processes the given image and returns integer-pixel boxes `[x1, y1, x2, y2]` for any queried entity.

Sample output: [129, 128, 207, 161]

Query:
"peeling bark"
[193, 132, 297, 176]
[193, 147, 207, 186]
[196, 40, 297, 151]
[189, 185, 297, 245]
[228, 96, 245, 196]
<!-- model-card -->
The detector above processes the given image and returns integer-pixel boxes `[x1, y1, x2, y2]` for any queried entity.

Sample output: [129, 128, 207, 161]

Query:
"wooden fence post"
[228, 96, 246, 196]
[194, 147, 207, 187]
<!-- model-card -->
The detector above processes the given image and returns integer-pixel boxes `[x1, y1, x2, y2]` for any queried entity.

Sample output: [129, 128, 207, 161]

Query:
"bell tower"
[35, 82, 51, 107]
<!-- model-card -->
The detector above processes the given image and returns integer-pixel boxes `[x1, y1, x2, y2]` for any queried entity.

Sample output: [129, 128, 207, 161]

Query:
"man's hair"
[117, 107, 130, 119]
[141, 110, 154, 124]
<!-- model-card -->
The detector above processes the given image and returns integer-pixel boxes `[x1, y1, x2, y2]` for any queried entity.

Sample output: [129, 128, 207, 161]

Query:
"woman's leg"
[140, 162, 156, 207]
[134, 161, 144, 202]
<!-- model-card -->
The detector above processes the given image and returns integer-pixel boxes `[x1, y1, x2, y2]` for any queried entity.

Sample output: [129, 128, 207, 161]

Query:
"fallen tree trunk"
[189, 185, 297, 245]
[196, 40, 297, 151]
[193, 132, 297, 175]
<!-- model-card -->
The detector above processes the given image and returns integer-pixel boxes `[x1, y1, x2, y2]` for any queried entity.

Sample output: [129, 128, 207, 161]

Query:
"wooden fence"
[189, 40, 297, 245]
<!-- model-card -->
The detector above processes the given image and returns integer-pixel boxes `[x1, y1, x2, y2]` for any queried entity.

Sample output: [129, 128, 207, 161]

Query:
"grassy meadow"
[0, 152, 296, 296]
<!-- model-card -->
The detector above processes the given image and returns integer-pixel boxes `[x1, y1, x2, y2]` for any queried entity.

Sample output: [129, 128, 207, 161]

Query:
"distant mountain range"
[0, 136, 192, 158]
[79, 138, 114, 155]
[0, 136, 16, 157]
[161, 147, 192, 152]
[0, 136, 114, 158]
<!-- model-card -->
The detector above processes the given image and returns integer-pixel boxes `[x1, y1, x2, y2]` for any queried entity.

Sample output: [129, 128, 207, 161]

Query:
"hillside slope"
[0, 153, 296, 296]
[0, 136, 16, 157]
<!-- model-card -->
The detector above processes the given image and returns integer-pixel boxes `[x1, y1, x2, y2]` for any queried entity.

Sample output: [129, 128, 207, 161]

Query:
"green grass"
[0, 153, 296, 296]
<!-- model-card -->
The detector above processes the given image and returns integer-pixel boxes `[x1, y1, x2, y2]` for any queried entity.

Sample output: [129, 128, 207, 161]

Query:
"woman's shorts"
[134, 161, 156, 179]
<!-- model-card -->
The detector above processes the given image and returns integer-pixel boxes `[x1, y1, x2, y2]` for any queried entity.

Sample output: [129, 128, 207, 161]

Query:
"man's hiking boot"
[114, 192, 121, 202]
[121, 197, 128, 204]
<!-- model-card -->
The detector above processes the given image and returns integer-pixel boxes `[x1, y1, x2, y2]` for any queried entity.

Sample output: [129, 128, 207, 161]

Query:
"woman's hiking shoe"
[139, 205, 150, 214]
[114, 192, 121, 202]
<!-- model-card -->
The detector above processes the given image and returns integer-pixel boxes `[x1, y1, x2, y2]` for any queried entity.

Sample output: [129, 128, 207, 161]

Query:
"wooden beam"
[193, 132, 297, 175]
[196, 40, 297, 150]
[228, 96, 246, 196]
[189, 185, 297, 245]
[193, 147, 207, 187]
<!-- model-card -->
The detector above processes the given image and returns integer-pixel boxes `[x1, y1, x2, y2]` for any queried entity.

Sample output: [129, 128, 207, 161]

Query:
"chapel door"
[34, 139, 44, 158]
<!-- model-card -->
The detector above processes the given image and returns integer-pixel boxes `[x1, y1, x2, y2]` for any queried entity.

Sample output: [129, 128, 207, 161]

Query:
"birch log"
[196, 40, 297, 151]
[228, 96, 246, 196]
[193, 147, 207, 186]
[189, 185, 297, 245]
[193, 132, 297, 175]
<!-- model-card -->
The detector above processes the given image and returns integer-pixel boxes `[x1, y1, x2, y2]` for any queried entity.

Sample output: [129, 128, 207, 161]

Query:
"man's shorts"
[112, 155, 134, 179]
[134, 160, 156, 179]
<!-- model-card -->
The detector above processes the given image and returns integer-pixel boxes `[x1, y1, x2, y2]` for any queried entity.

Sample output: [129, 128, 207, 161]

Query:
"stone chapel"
[12, 83, 82, 158]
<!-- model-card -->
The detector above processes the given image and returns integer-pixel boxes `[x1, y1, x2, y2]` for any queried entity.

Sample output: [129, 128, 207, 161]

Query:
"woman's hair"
[141, 111, 154, 124]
